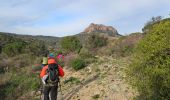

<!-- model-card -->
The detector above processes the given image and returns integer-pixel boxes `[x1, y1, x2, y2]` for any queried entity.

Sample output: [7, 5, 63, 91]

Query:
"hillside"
[0, 32, 61, 47]
[60, 56, 137, 100]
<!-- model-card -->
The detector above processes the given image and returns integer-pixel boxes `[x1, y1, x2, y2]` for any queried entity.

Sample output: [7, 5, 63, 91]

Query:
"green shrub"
[79, 47, 93, 59]
[2, 41, 26, 56]
[60, 36, 82, 53]
[112, 33, 143, 57]
[127, 18, 170, 100]
[85, 34, 107, 50]
[142, 16, 162, 33]
[25, 40, 47, 56]
[71, 58, 86, 70]
[79, 47, 97, 64]
[0, 71, 40, 99]
[1, 35, 47, 57]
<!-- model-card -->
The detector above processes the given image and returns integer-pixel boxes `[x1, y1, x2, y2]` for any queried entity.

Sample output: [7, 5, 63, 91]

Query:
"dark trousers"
[44, 85, 58, 100]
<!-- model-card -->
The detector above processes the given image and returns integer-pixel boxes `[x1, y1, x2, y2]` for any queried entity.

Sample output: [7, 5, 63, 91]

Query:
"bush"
[25, 40, 47, 56]
[79, 47, 96, 64]
[79, 47, 93, 59]
[60, 36, 82, 53]
[71, 58, 86, 71]
[112, 33, 143, 57]
[127, 18, 170, 100]
[142, 16, 162, 33]
[85, 33, 107, 50]
[0, 71, 39, 100]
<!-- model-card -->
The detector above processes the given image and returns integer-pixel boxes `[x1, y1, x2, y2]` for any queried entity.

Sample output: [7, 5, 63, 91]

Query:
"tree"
[142, 16, 162, 33]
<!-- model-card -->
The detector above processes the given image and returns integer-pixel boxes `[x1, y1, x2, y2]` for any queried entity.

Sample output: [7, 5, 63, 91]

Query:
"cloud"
[0, 0, 170, 36]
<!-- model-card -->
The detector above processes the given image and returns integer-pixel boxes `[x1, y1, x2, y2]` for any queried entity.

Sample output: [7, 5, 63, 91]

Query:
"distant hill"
[0, 32, 62, 48]
[0, 32, 60, 42]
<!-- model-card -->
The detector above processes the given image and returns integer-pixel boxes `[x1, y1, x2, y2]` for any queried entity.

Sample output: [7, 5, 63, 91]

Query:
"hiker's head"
[48, 58, 56, 64]
[49, 53, 54, 58]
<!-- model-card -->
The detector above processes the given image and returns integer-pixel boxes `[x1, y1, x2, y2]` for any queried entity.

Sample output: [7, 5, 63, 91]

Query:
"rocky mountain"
[83, 23, 119, 37]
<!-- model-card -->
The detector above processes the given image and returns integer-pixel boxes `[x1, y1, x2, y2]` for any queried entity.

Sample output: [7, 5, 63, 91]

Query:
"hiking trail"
[58, 56, 137, 100]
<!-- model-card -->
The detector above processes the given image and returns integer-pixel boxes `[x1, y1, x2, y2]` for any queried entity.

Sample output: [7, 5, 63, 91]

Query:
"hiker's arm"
[58, 65, 64, 77]
[40, 66, 48, 78]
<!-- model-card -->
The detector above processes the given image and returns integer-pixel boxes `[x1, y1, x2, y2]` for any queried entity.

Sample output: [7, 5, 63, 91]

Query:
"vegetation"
[0, 33, 48, 99]
[142, 16, 162, 33]
[85, 33, 107, 50]
[60, 36, 82, 53]
[71, 58, 86, 71]
[0, 68, 40, 99]
[2, 41, 26, 56]
[127, 18, 170, 100]
[112, 33, 143, 57]
[26, 40, 47, 56]
[0, 33, 47, 57]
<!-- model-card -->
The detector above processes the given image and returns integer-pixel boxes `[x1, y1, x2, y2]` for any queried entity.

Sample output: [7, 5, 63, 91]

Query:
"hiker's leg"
[44, 86, 51, 100]
[50, 86, 58, 100]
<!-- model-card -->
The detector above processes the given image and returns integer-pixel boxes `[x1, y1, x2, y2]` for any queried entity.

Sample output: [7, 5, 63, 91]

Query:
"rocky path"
[58, 56, 137, 100]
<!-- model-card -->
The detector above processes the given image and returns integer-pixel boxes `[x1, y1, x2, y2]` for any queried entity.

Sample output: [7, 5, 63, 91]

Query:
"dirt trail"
[63, 73, 100, 100]
[59, 56, 137, 100]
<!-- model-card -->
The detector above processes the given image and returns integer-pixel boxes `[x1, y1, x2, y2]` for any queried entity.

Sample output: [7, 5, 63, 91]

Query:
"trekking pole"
[39, 77, 43, 100]
[58, 78, 64, 100]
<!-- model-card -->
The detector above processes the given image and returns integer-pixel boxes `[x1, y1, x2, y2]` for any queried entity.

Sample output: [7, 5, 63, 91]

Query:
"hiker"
[56, 52, 64, 67]
[57, 52, 64, 61]
[40, 57, 64, 100]
[41, 53, 48, 68]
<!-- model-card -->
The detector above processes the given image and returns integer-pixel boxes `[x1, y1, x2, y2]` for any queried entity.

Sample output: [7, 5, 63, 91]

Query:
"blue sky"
[0, 0, 169, 37]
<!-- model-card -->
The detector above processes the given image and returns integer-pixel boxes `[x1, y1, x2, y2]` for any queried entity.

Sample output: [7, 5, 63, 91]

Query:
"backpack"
[47, 64, 59, 84]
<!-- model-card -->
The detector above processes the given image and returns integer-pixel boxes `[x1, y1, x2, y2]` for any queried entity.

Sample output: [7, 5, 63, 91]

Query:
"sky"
[0, 0, 169, 37]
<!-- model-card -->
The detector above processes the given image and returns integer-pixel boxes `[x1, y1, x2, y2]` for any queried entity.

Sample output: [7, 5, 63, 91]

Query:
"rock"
[83, 23, 119, 37]
[104, 65, 108, 68]
[86, 67, 92, 73]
